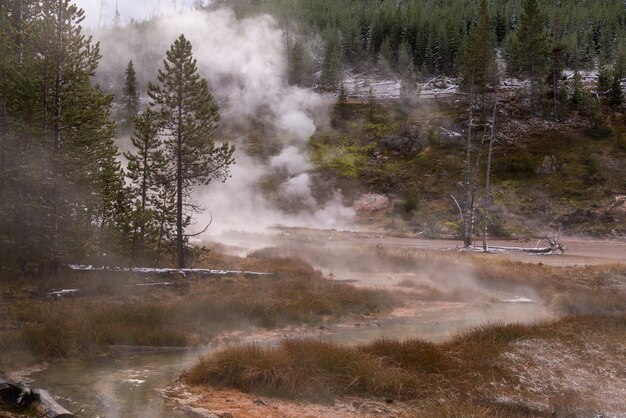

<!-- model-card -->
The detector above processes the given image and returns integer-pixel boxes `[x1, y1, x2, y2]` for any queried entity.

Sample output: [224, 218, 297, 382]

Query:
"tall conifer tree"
[460, 0, 497, 110]
[124, 109, 168, 262]
[515, 0, 549, 113]
[148, 34, 235, 269]
[122, 60, 139, 126]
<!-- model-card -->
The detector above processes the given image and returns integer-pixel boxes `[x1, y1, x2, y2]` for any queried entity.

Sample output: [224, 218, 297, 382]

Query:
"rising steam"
[93, 7, 355, 236]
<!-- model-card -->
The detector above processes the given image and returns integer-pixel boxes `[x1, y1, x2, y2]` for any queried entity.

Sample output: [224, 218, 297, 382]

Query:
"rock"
[353, 194, 391, 213]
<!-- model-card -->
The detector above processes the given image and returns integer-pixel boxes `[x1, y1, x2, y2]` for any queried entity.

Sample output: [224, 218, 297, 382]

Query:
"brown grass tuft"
[183, 339, 425, 402]
[182, 314, 626, 409]
[0, 253, 397, 367]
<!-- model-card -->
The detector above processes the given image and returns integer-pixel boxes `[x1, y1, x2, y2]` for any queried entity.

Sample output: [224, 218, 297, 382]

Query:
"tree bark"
[483, 99, 497, 251]
[32, 389, 75, 418]
[463, 78, 474, 248]
[0, 378, 75, 417]
[176, 60, 185, 269]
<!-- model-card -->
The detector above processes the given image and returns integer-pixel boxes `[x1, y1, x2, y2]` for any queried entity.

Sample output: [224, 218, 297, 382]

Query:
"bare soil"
[163, 385, 413, 418]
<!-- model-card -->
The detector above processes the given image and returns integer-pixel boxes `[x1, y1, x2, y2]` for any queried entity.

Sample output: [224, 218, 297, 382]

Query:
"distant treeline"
[223, 0, 626, 75]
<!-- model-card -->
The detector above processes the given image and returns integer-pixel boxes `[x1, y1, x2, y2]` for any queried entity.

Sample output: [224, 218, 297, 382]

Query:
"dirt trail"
[264, 229, 626, 267]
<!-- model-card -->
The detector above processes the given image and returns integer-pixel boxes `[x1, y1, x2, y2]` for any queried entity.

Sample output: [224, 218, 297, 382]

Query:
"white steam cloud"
[270, 146, 311, 175]
[94, 8, 355, 235]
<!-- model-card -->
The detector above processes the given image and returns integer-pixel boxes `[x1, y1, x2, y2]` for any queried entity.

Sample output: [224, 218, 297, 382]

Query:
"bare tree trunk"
[156, 194, 167, 266]
[177, 138, 184, 268]
[463, 79, 474, 249]
[529, 19, 535, 114]
[284, 15, 291, 68]
[483, 97, 497, 251]
[176, 63, 185, 269]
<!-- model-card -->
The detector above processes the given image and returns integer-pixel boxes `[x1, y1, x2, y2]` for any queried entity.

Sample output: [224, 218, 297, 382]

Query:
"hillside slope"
[305, 92, 626, 238]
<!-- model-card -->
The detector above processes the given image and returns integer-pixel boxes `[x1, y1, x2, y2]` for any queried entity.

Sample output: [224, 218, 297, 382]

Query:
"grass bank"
[0, 254, 397, 369]
[182, 314, 626, 416]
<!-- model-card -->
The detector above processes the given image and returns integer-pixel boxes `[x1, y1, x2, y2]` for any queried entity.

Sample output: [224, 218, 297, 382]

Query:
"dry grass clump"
[11, 300, 189, 359]
[182, 314, 626, 408]
[0, 255, 397, 366]
[183, 339, 427, 401]
[360, 338, 451, 374]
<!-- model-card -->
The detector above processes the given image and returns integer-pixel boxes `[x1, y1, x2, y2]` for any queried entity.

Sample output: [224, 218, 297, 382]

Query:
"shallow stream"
[25, 298, 549, 417]
[24, 235, 556, 417]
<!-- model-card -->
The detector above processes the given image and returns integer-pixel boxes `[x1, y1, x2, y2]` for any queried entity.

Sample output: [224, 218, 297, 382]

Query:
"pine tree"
[0, 1, 47, 273]
[514, 0, 549, 113]
[598, 64, 612, 93]
[398, 40, 418, 103]
[122, 60, 139, 128]
[34, 0, 118, 272]
[320, 30, 342, 90]
[148, 34, 235, 269]
[547, 17, 566, 119]
[460, 0, 497, 104]
[608, 70, 624, 107]
[570, 70, 585, 107]
[335, 82, 348, 120]
[124, 109, 167, 262]
[288, 41, 311, 87]
[378, 36, 393, 68]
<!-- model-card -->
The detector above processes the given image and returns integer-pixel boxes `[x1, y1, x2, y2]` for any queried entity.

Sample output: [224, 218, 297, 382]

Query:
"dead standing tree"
[452, 79, 481, 249]
[451, 88, 501, 252]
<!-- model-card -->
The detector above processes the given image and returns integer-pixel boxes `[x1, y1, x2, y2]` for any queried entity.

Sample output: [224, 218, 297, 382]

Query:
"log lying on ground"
[487, 234, 567, 255]
[486, 244, 566, 254]
[463, 228, 567, 255]
[0, 377, 75, 417]
[65, 265, 276, 277]
[32, 389, 75, 418]
[0, 376, 33, 408]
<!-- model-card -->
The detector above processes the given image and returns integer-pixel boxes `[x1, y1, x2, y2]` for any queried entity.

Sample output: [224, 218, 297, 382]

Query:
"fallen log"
[462, 226, 567, 255]
[32, 389, 75, 418]
[488, 231, 567, 255]
[486, 244, 566, 254]
[65, 265, 276, 277]
[0, 376, 33, 407]
[0, 377, 75, 417]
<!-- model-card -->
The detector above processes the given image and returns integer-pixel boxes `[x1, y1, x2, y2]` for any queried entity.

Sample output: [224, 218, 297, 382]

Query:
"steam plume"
[93, 7, 356, 236]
